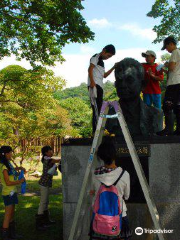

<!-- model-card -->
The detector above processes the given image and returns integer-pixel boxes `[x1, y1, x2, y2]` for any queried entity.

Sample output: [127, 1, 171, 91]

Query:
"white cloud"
[0, 48, 163, 89]
[118, 23, 157, 41]
[80, 45, 96, 54]
[0, 54, 90, 89]
[88, 19, 157, 41]
[88, 19, 156, 41]
[0, 55, 32, 70]
[50, 54, 90, 88]
[88, 18, 112, 28]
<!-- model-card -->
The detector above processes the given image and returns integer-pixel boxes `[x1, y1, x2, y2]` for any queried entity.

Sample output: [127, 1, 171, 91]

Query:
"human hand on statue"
[114, 62, 118, 69]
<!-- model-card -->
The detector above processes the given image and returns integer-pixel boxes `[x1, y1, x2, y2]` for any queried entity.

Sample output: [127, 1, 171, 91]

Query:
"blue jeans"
[143, 94, 161, 109]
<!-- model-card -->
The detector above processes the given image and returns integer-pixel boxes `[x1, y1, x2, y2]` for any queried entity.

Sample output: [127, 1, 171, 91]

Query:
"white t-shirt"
[88, 53, 105, 89]
[167, 49, 180, 86]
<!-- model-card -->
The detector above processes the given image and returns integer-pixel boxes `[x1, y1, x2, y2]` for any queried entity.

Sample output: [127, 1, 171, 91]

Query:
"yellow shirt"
[0, 163, 17, 196]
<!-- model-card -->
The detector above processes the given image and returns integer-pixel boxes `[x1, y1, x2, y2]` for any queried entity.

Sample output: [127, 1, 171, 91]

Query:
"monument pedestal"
[62, 137, 180, 240]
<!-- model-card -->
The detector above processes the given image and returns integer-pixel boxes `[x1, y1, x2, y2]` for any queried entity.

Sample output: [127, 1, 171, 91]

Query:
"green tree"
[160, 53, 169, 99]
[147, 0, 180, 43]
[54, 81, 118, 137]
[161, 53, 171, 62]
[54, 81, 117, 104]
[0, 0, 94, 66]
[0, 103, 73, 164]
[59, 97, 92, 137]
[0, 65, 73, 162]
[103, 81, 118, 101]
[54, 83, 90, 104]
[0, 65, 65, 109]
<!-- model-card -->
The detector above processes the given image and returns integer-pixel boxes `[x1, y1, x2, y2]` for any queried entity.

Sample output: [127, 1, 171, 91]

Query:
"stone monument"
[107, 58, 163, 137]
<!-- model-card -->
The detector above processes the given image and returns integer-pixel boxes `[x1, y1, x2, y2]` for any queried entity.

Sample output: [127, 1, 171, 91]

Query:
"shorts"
[143, 93, 161, 109]
[3, 193, 18, 206]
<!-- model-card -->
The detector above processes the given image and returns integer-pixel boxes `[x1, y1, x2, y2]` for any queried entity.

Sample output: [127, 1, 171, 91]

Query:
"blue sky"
[0, 0, 167, 88]
[63, 0, 161, 54]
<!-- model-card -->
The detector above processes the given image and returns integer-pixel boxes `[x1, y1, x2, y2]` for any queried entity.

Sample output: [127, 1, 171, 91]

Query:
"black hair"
[41, 145, 52, 163]
[162, 36, 177, 50]
[97, 136, 116, 165]
[0, 146, 13, 171]
[165, 36, 177, 45]
[103, 44, 116, 55]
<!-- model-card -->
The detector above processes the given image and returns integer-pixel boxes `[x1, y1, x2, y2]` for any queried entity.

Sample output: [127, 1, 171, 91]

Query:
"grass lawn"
[0, 175, 63, 240]
[26, 176, 62, 192]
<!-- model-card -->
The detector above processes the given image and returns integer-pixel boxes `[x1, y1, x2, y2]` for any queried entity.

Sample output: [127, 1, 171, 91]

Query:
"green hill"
[53, 81, 117, 104]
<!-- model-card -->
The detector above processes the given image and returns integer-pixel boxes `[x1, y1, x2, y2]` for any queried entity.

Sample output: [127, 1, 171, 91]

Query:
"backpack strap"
[113, 169, 125, 186]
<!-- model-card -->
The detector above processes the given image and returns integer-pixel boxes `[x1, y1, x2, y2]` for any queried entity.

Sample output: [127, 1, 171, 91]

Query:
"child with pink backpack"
[89, 137, 132, 240]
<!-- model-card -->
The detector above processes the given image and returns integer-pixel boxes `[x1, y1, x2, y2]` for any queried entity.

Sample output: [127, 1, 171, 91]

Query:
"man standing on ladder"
[88, 44, 116, 134]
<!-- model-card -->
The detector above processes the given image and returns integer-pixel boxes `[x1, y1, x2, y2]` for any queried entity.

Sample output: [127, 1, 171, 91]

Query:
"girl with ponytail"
[0, 146, 25, 240]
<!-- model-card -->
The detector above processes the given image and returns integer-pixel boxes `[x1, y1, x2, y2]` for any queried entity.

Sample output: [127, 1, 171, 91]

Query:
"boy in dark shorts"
[88, 45, 116, 133]
[157, 36, 180, 136]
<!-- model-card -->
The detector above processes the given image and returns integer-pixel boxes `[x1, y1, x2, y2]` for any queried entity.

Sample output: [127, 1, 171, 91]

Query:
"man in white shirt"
[88, 45, 116, 133]
[157, 36, 180, 136]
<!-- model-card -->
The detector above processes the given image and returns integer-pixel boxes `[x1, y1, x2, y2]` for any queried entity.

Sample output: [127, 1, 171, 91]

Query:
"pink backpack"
[92, 170, 125, 237]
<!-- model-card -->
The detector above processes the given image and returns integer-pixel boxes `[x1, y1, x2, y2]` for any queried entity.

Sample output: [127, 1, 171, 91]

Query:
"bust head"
[115, 58, 144, 100]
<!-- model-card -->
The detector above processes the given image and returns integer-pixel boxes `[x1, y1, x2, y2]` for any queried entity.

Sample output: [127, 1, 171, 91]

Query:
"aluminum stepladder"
[68, 101, 165, 240]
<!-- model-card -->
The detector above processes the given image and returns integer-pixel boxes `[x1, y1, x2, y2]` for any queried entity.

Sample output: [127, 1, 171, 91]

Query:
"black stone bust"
[107, 58, 163, 137]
